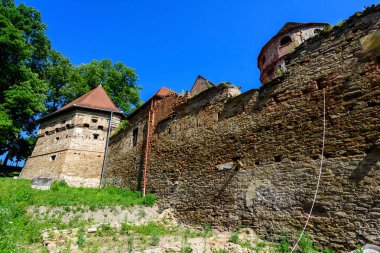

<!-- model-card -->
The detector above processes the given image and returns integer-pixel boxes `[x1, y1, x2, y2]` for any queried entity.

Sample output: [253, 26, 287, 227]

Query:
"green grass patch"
[0, 178, 156, 252]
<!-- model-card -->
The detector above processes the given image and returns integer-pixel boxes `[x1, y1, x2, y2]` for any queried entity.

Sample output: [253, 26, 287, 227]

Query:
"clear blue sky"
[17, 0, 379, 101]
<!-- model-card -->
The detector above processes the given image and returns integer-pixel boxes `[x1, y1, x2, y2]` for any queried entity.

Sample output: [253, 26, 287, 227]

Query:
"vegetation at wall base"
[0, 178, 156, 252]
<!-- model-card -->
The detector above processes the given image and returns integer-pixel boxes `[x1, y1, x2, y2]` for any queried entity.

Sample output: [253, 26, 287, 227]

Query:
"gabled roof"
[58, 86, 122, 113]
[39, 86, 123, 122]
[126, 87, 176, 119]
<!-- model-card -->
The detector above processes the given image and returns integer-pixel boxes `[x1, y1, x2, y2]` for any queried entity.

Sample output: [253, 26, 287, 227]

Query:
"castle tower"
[258, 22, 328, 84]
[20, 86, 124, 187]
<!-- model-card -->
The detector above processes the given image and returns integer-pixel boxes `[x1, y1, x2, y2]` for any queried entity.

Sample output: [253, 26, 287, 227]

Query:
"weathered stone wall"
[106, 6, 380, 250]
[21, 109, 121, 187]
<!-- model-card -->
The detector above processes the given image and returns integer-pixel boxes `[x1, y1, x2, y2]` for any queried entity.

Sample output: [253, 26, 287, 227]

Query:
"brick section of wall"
[21, 109, 121, 187]
[106, 6, 380, 250]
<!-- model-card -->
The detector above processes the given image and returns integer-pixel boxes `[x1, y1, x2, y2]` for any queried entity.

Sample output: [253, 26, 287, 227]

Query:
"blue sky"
[17, 0, 379, 101]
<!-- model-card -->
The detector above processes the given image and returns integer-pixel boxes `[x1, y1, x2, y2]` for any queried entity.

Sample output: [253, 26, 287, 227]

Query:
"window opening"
[280, 36, 292, 46]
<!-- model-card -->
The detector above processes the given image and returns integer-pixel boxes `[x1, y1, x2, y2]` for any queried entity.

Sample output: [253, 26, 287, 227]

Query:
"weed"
[212, 249, 229, 253]
[229, 231, 239, 244]
[355, 245, 364, 253]
[138, 208, 146, 219]
[77, 229, 86, 248]
[127, 234, 134, 253]
[150, 232, 160, 246]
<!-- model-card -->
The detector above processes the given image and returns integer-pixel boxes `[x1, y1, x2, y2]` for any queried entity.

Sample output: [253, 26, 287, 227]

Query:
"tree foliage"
[0, 0, 49, 165]
[0, 0, 141, 166]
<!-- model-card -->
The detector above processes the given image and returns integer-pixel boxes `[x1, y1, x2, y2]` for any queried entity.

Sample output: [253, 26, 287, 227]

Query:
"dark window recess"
[92, 118, 98, 123]
[314, 29, 322, 35]
[93, 134, 99, 140]
[280, 36, 292, 46]
[45, 131, 49, 135]
[132, 128, 138, 147]
[274, 155, 283, 162]
[266, 68, 274, 78]
[56, 137, 59, 141]
[55, 128, 59, 132]
[98, 125, 104, 130]
[83, 123, 90, 128]
[50, 155, 56, 161]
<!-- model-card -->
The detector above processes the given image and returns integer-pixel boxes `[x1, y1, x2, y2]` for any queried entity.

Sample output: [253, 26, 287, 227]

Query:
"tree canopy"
[0, 0, 141, 166]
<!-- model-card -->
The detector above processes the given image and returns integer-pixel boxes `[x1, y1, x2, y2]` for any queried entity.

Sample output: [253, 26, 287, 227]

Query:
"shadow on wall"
[137, 124, 149, 191]
[349, 143, 380, 182]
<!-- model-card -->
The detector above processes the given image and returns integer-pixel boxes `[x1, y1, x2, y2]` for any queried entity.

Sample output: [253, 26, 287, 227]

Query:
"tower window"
[132, 128, 138, 147]
[280, 36, 292, 46]
[93, 134, 99, 139]
[314, 29, 322, 35]
[98, 125, 104, 130]
[56, 137, 59, 141]
[50, 155, 56, 161]
[91, 118, 98, 123]
[83, 123, 89, 128]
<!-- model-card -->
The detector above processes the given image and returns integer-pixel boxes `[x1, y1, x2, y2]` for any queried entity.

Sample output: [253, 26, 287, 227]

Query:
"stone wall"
[105, 6, 380, 251]
[21, 108, 121, 187]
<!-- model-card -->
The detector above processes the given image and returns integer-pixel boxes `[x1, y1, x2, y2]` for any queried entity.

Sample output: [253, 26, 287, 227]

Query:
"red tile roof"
[58, 86, 122, 113]
[126, 87, 177, 119]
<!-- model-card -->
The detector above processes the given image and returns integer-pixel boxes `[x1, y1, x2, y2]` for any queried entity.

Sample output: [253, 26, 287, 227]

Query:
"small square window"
[98, 125, 104, 130]
[56, 137, 59, 141]
[50, 155, 56, 161]
[84, 123, 90, 128]
[93, 134, 99, 139]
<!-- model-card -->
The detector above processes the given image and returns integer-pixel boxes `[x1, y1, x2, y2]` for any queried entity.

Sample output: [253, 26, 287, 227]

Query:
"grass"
[0, 178, 156, 252]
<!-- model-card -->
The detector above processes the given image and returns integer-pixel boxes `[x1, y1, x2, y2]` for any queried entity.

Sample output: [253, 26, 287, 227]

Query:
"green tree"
[44, 50, 74, 113]
[0, 0, 50, 166]
[61, 59, 141, 113]
[0, 0, 142, 166]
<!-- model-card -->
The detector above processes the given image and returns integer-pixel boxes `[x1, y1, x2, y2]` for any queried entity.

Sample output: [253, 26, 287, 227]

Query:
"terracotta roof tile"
[58, 86, 121, 113]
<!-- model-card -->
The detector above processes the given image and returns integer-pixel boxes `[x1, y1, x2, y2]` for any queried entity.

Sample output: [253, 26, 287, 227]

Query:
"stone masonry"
[105, 6, 380, 251]
[20, 86, 122, 187]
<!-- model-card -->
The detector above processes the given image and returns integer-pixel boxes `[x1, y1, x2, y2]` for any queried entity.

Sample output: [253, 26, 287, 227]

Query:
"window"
[132, 128, 138, 147]
[50, 155, 56, 161]
[91, 118, 98, 123]
[56, 137, 59, 141]
[266, 68, 274, 78]
[280, 36, 292, 46]
[314, 29, 322, 35]
[93, 134, 99, 140]
[83, 123, 89, 128]
[98, 125, 104, 131]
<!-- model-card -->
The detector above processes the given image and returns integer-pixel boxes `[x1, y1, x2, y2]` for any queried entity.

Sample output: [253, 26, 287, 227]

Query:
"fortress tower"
[20, 86, 124, 187]
[258, 22, 328, 84]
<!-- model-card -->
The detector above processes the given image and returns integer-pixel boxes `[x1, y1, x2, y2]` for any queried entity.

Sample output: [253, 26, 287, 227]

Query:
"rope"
[290, 89, 326, 253]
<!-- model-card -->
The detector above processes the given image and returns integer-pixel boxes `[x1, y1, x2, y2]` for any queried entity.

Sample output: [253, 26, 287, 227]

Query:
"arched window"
[314, 29, 322, 35]
[280, 36, 292, 46]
